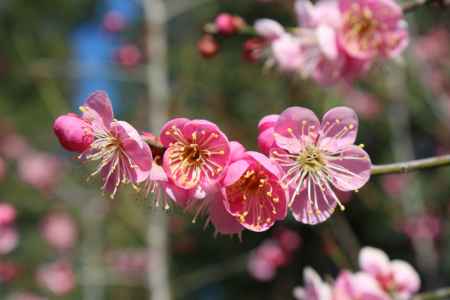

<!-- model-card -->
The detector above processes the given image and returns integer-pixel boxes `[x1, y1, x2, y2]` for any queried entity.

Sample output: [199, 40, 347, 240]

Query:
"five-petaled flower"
[222, 151, 287, 232]
[268, 106, 371, 224]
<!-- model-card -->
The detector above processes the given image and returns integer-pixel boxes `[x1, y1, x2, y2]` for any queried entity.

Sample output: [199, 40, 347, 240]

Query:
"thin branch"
[371, 154, 450, 175]
[414, 287, 450, 300]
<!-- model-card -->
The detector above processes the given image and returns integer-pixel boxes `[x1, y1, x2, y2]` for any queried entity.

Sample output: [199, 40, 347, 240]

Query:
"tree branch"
[414, 287, 450, 300]
[371, 154, 450, 175]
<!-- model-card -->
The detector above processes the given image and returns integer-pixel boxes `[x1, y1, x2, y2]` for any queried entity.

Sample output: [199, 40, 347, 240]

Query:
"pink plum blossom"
[401, 214, 442, 240]
[269, 106, 371, 225]
[18, 153, 61, 191]
[222, 151, 287, 232]
[183, 141, 245, 236]
[215, 13, 238, 35]
[76, 91, 152, 198]
[359, 246, 421, 299]
[0, 134, 29, 160]
[160, 118, 230, 190]
[254, 19, 285, 41]
[293, 267, 331, 300]
[0, 203, 16, 226]
[0, 226, 18, 255]
[333, 271, 390, 300]
[103, 10, 126, 33]
[41, 212, 78, 251]
[116, 44, 142, 68]
[53, 113, 93, 153]
[36, 260, 76, 296]
[338, 0, 409, 59]
[274, 227, 302, 252]
[248, 240, 286, 281]
[271, 34, 304, 72]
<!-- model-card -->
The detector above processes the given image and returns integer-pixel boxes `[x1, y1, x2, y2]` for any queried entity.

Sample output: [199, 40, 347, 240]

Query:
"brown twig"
[371, 154, 450, 175]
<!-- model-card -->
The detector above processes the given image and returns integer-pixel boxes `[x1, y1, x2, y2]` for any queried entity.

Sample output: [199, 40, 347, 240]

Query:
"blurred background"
[0, 0, 450, 299]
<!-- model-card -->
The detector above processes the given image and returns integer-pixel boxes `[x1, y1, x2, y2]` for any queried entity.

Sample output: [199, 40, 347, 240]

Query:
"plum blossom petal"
[82, 91, 114, 130]
[359, 247, 391, 278]
[255, 19, 285, 40]
[293, 267, 332, 300]
[319, 106, 359, 151]
[390, 260, 421, 298]
[258, 114, 279, 133]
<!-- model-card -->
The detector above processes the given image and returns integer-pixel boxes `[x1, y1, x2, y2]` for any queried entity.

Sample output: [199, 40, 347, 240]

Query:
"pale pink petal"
[229, 141, 246, 162]
[303, 267, 332, 300]
[295, 0, 316, 27]
[327, 145, 371, 191]
[359, 247, 391, 278]
[319, 107, 359, 151]
[272, 34, 304, 72]
[290, 183, 337, 225]
[353, 272, 390, 300]
[254, 19, 285, 40]
[222, 159, 250, 186]
[274, 106, 320, 153]
[390, 260, 421, 296]
[317, 25, 338, 60]
[247, 151, 281, 178]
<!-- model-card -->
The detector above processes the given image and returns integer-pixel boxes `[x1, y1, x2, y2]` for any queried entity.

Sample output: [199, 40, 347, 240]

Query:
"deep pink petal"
[159, 118, 190, 147]
[319, 106, 359, 151]
[82, 91, 114, 129]
[208, 194, 244, 235]
[229, 141, 246, 162]
[257, 128, 276, 156]
[258, 114, 279, 133]
[247, 151, 280, 178]
[222, 159, 250, 187]
[327, 145, 371, 191]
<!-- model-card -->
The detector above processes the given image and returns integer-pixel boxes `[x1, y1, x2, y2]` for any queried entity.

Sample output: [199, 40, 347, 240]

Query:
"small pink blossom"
[0, 203, 16, 226]
[53, 113, 93, 153]
[274, 227, 302, 252]
[257, 114, 280, 156]
[116, 44, 142, 68]
[401, 214, 442, 240]
[381, 174, 410, 198]
[0, 134, 29, 160]
[160, 118, 230, 190]
[103, 10, 126, 33]
[36, 260, 76, 296]
[215, 13, 238, 35]
[41, 212, 78, 251]
[248, 240, 285, 281]
[271, 34, 304, 72]
[198, 35, 220, 59]
[333, 271, 390, 300]
[222, 151, 287, 232]
[0, 226, 18, 255]
[18, 152, 62, 191]
[293, 267, 331, 300]
[338, 0, 409, 59]
[359, 246, 421, 299]
[270, 107, 371, 225]
[76, 91, 152, 198]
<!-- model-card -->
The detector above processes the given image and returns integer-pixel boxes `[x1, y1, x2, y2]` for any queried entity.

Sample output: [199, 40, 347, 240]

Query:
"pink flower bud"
[0, 203, 16, 226]
[215, 13, 237, 35]
[242, 38, 266, 63]
[197, 35, 220, 58]
[116, 44, 142, 68]
[53, 114, 93, 153]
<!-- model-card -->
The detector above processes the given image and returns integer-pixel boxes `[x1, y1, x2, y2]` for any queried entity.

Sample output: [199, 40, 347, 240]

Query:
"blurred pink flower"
[222, 151, 287, 232]
[254, 19, 285, 41]
[271, 34, 304, 72]
[79, 91, 153, 198]
[270, 107, 371, 224]
[359, 246, 421, 299]
[293, 267, 331, 300]
[215, 13, 238, 35]
[53, 113, 93, 153]
[0, 134, 29, 160]
[338, 0, 409, 59]
[36, 260, 75, 296]
[257, 114, 279, 156]
[381, 174, 410, 198]
[342, 87, 382, 120]
[0, 203, 16, 226]
[248, 240, 285, 281]
[414, 28, 450, 64]
[198, 35, 220, 59]
[274, 227, 302, 252]
[103, 10, 126, 33]
[160, 118, 230, 190]
[0, 261, 20, 283]
[0, 226, 18, 255]
[116, 44, 142, 68]
[242, 38, 267, 63]
[401, 214, 442, 240]
[17, 152, 61, 191]
[333, 271, 390, 300]
[105, 248, 147, 279]
[41, 212, 78, 251]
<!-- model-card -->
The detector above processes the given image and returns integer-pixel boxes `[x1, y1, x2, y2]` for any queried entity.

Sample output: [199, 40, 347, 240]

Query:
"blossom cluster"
[54, 91, 372, 235]
[293, 247, 420, 300]
[201, 0, 409, 85]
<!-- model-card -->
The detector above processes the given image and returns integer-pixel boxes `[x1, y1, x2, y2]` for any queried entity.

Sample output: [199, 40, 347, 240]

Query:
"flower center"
[297, 145, 326, 173]
[183, 144, 202, 163]
[343, 4, 380, 51]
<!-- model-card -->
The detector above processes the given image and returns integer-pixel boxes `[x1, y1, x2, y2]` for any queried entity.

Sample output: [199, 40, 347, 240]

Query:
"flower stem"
[371, 154, 450, 175]
[413, 287, 450, 300]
